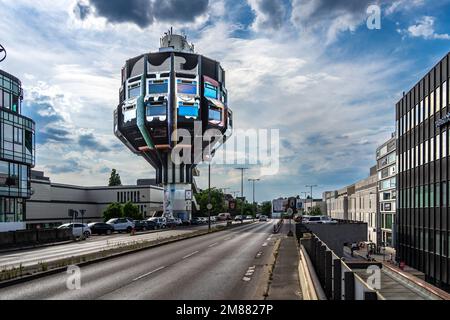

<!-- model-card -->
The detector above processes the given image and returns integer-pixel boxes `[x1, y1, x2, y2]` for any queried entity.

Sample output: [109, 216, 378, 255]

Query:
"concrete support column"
[324, 250, 333, 299]
[344, 271, 355, 300]
[333, 259, 342, 300]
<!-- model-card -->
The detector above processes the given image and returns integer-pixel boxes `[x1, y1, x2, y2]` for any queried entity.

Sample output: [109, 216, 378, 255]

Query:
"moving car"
[106, 218, 135, 233]
[58, 223, 91, 238]
[259, 215, 268, 222]
[88, 222, 114, 235]
[303, 215, 337, 224]
[147, 217, 167, 229]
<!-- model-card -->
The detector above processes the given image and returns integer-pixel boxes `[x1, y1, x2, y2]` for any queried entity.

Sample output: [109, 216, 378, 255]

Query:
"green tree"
[123, 201, 142, 220]
[261, 201, 272, 216]
[310, 205, 322, 216]
[103, 202, 123, 221]
[108, 169, 122, 186]
[196, 188, 226, 216]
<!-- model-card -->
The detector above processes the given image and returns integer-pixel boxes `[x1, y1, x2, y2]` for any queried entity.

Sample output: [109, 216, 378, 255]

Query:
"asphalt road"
[0, 220, 279, 300]
[0, 221, 240, 269]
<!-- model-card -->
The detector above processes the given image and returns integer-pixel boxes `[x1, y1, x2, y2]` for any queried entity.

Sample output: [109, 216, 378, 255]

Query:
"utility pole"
[208, 162, 211, 232]
[305, 185, 318, 213]
[248, 178, 260, 218]
[235, 168, 248, 219]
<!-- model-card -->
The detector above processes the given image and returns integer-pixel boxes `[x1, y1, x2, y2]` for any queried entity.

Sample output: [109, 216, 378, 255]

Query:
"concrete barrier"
[0, 232, 15, 246]
[13, 230, 37, 245]
[0, 228, 72, 248]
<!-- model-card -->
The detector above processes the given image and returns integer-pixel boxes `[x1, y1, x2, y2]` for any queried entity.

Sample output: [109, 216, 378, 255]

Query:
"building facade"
[0, 69, 35, 232]
[376, 133, 397, 248]
[396, 52, 450, 289]
[323, 167, 377, 244]
[26, 171, 163, 229]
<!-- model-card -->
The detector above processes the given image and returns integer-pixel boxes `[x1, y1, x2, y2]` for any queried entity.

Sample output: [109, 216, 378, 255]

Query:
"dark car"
[190, 217, 203, 225]
[143, 220, 157, 230]
[88, 222, 114, 235]
[133, 220, 148, 231]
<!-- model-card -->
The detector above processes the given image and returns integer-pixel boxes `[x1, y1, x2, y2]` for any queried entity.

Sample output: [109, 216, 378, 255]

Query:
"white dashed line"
[224, 237, 232, 241]
[262, 242, 268, 247]
[208, 242, 219, 248]
[182, 250, 200, 259]
[132, 266, 165, 281]
[242, 277, 251, 282]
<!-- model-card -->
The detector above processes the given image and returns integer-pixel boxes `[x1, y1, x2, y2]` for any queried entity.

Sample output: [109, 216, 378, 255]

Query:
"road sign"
[207, 203, 213, 210]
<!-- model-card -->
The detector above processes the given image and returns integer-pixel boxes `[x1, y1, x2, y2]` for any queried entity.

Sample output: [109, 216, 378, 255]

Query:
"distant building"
[376, 133, 397, 248]
[323, 166, 378, 244]
[26, 171, 163, 229]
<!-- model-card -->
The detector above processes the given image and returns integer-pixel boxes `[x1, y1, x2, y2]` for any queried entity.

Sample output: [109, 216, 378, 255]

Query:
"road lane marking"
[242, 277, 251, 281]
[182, 250, 200, 259]
[208, 242, 219, 248]
[224, 237, 232, 241]
[132, 266, 165, 281]
[262, 242, 268, 247]
[256, 251, 263, 258]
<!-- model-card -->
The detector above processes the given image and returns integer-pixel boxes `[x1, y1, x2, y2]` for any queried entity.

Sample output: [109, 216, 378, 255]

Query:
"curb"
[0, 221, 254, 288]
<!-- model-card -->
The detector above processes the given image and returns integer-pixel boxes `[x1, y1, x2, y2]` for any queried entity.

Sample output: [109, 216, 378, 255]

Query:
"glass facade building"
[396, 52, 450, 290]
[0, 69, 35, 230]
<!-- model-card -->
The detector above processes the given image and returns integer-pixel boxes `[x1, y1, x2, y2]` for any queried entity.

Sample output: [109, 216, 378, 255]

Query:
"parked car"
[106, 218, 135, 233]
[58, 223, 91, 238]
[210, 216, 217, 223]
[259, 215, 268, 222]
[245, 215, 253, 220]
[147, 217, 167, 229]
[190, 217, 203, 225]
[166, 218, 182, 228]
[217, 212, 232, 221]
[88, 222, 114, 235]
[133, 220, 149, 231]
[234, 215, 243, 221]
[143, 220, 157, 230]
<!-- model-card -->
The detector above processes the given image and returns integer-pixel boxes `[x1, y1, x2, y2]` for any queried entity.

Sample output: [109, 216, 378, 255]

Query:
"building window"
[430, 184, 434, 208]
[430, 91, 435, 114]
[442, 130, 447, 158]
[436, 86, 441, 111]
[436, 183, 440, 207]
[442, 182, 447, 207]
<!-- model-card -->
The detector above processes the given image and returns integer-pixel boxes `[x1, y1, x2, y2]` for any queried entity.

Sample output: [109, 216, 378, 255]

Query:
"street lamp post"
[235, 168, 248, 220]
[208, 161, 211, 232]
[305, 185, 318, 213]
[248, 178, 260, 218]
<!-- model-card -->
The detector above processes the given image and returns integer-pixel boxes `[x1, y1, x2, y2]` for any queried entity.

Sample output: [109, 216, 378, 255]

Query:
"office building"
[0, 69, 35, 232]
[376, 133, 397, 248]
[25, 171, 163, 229]
[396, 52, 450, 289]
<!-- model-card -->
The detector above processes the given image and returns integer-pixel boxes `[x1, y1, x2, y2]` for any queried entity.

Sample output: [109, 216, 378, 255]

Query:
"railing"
[301, 234, 384, 300]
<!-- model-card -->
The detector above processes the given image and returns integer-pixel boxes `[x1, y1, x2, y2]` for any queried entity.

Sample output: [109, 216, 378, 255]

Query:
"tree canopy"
[108, 169, 122, 186]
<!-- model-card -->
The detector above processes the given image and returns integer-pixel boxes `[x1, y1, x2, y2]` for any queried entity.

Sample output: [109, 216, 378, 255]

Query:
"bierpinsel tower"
[114, 30, 233, 221]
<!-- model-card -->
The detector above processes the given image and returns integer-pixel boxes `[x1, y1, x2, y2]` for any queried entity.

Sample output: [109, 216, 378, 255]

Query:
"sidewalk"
[266, 223, 302, 300]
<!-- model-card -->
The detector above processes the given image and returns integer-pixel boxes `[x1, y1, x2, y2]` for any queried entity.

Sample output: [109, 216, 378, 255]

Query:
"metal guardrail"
[301, 234, 384, 300]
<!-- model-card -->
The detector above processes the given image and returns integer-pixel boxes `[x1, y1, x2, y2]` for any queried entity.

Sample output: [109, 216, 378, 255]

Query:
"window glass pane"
[148, 80, 168, 94]
[128, 83, 140, 99]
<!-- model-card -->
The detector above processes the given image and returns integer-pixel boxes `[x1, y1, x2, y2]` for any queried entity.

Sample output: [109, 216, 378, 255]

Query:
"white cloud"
[406, 16, 450, 40]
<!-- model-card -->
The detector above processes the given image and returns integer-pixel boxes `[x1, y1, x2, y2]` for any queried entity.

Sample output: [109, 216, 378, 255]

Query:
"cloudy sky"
[1, 0, 450, 202]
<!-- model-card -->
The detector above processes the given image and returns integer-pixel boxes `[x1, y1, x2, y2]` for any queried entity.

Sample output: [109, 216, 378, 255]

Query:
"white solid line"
[208, 242, 219, 248]
[132, 266, 165, 281]
[182, 250, 200, 259]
